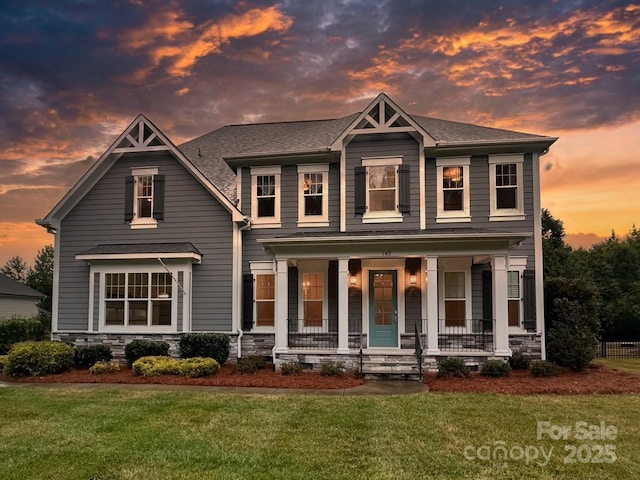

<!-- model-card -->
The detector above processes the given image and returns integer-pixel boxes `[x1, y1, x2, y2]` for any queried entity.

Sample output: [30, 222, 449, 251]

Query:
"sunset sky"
[1, 0, 638, 266]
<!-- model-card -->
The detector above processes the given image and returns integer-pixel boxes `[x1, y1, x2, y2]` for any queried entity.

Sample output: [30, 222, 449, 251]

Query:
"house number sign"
[383, 251, 392, 256]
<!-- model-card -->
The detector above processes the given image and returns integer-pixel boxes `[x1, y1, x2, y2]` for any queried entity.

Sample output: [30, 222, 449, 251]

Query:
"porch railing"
[287, 318, 363, 350]
[437, 318, 494, 352]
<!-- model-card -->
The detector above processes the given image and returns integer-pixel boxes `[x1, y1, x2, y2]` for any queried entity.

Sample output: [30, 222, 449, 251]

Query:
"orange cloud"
[0, 222, 53, 266]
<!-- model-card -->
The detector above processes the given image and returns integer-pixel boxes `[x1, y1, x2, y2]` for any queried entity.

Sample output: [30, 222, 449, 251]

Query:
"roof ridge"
[410, 113, 544, 137]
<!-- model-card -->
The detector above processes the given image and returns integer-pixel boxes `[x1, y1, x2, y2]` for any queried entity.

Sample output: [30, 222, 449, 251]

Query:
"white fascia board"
[76, 252, 202, 263]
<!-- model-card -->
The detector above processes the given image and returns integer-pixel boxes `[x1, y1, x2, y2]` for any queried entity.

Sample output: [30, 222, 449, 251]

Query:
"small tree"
[27, 245, 54, 313]
[1, 256, 31, 283]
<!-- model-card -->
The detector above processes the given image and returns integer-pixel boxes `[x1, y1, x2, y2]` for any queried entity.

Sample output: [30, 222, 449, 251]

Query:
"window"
[436, 157, 470, 222]
[489, 155, 525, 220]
[508, 271, 521, 327]
[251, 166, 281, 227]
[104, 272, 172, 327]
[127, 167, 163, 229]
[298, 164, 329, 226]
[444, 272, 466, 327]
[255, 274, 275, 327]
[302, 272, 324, 327]
[357, 157, 407, 223]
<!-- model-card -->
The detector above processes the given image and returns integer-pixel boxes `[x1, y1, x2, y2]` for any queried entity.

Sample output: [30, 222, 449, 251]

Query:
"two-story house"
[37, 93, 556, 372]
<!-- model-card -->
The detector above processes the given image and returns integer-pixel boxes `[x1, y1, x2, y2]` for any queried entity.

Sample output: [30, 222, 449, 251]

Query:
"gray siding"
[58, 152, 234, 332]
[345, 134, 421, 231]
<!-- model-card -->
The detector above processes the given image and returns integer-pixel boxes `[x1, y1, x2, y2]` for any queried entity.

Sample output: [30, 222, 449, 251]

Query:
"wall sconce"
[349, 273, 358, 286]
[409, 273, 418, 285]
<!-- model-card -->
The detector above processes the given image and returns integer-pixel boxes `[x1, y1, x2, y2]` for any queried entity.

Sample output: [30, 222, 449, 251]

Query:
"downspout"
[236, 217, 252, 359]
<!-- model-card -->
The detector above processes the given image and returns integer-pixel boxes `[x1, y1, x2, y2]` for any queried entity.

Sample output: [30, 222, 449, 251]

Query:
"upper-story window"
[126, 167, 164, 229]
[489, 154, 525, 221]
[298, 164, 329, 227]
[436, 157, 471, 223]
[355, 157, 409, 223]
[251, 166, 281, 228]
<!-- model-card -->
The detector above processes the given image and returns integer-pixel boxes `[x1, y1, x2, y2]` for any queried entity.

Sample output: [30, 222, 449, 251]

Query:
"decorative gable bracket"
[113, 118, 170, 153]
[352, 97, 415, 135]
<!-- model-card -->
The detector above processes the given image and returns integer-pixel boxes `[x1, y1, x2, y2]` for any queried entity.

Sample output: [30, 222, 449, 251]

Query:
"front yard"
[1, 387, 639, 479]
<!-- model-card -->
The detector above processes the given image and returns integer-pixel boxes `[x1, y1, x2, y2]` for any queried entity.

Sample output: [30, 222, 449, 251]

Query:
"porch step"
[361, 360, 421, 378]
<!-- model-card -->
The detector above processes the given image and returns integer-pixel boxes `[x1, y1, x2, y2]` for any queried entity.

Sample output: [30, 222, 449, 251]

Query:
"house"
[0, 273, 45, 319]
[37, 93, 557, 372]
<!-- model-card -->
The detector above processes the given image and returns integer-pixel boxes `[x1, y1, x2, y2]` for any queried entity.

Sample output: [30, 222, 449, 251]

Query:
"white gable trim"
[40, 115, 245, 225]
[330, 93, 436, 151]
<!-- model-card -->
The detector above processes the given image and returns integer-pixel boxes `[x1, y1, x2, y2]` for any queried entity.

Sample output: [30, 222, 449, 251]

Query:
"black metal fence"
[598, 341, 640, 359]
[287, 318, 363, 350]
[438, 318, 494, 352]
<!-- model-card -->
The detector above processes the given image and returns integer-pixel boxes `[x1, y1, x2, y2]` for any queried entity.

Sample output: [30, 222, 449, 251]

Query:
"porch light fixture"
[349, 273, 358, 286]
[409, 273, 418, 285]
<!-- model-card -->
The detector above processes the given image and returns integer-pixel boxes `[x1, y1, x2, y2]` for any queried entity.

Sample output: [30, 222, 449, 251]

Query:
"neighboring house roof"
[0, 274, 44, 299]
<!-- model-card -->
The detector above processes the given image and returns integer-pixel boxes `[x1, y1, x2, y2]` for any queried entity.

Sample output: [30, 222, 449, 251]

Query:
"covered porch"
[257, 230, 532, 366]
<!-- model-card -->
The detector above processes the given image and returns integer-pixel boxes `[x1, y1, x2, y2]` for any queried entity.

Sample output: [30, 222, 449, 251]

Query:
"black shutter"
[398, 165, 410, 213]
[354, 166, 366, 215]
[124, 176, 134, 222]
[242, 274, 254, 331]
[153, 174, 165, 220]
[523, 270, 537, 331]
[482, 270, 493, 323]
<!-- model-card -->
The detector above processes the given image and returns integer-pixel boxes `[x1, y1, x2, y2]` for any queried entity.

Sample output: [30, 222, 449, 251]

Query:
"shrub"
[281, 362, 303, 376]
[89, 361, 121, 374]
[437, 358, 470, 378]
[320, 361, 345, 377]
[4, 341, 74, 376]
[234, 355, 267, 374]
[0, 355, 8, 373]
[179, 333, 230, 365]
[481, 360, 511, 377]
[0, 316, 49, 354]
[509, 351, 532, 370]
[547, 298, 599, 371]
[531, 360, 560, 377]
[124, 340, 170, 366]
[74, 344, 113, 368]
[179, 357, 220, 378]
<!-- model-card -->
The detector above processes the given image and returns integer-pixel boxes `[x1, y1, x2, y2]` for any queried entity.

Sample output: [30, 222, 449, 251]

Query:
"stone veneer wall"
[509, 334, 542, 359]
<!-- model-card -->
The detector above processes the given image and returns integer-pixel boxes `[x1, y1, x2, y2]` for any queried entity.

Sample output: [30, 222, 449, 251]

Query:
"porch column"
[492, 255, 512, 356]
[425, 256, 440, 355]
[274, 258, 289, 354]
[337, 257, 350, 354]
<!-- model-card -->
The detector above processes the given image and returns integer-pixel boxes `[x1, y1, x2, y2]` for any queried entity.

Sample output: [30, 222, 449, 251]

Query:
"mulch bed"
[425, 363, 640, 394]
[0, 363, 365, 390]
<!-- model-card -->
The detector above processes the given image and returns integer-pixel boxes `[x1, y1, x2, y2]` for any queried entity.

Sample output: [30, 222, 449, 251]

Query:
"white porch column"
[426, 256, 440, 355]
[492, 255, 512, 356]
[274, 258, 289, 354]
[337, 257, 350, 354]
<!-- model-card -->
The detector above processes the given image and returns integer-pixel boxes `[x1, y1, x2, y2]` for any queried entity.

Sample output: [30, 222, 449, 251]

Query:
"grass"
[0, 387, 639, 479]
[596, 358, 640, 374]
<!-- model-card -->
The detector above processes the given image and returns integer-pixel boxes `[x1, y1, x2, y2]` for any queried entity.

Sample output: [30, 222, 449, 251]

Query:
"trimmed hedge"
[509, 351, 532, 370]
[281, 362, 303, 376]
[74, 345, 113, 368]
[89, 361, 120, 374]
[480, 360, 511, 377]
[234, 355, 267, 374]
[531, 360, 560, 377]
[132, 356, 219, 378]
[0, 316, 49, 354]
[437, 358, 470, 378]
[320, 361, 345, 377]
[124, 340, 170, 366]
[179, 333, 230, 365]
[4, 341, 74, 376]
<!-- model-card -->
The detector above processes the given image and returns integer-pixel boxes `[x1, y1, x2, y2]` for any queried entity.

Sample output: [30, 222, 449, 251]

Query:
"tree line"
[1, 245, 54, 314]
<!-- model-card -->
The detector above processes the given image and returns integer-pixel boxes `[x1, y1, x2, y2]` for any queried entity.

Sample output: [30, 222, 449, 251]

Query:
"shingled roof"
[0, 274, 44, 299]
[179, 108, 553, 203]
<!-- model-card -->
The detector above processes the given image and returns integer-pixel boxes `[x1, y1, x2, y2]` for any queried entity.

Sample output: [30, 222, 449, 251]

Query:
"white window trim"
[130, 167, 158, 229]
[94, 262, 188, 334]
[251, 166, 281, 228]
[436, 157, 471, 223]
[361, 157, 404, 223]
[297, 260, 329, 332]
[489, 154, 525, 221]
[250, 261, 276, 332]
[438, 258, 472, 333]
[297, 164, 329, 227]
[507, 257, 527, 333]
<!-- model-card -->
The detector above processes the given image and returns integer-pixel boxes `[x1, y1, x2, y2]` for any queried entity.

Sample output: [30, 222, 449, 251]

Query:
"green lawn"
[1, 387, 639, 480]
[596, 358, 640, 374]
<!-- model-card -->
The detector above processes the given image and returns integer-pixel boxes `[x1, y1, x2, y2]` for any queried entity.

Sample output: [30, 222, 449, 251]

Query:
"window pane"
[445, 300, 466, 327]
[444, 272, 465, 298]
[105, 301, 124, 325]
[256, 274, 274, 300]
[369, 190, 395, 212]
[128, 273, 148, 298]
[304, 195, 322, 216]
[257, 197, 275, 217]
[256, 301, 274, 327]
[508, 271, 520, 298]
[443, 167, 463, 188]
[304, 302, 323, 327]
[152, 300, 172, 326]
[151, 273, 172, 298]
[105, 273, 125, 299]
[496, 187, 517, 209]
[136, 175, 153, 218]
[368, 166, 396, 189]
[444, 190, 463, 211]
[302, 273, 323, 300]
[138, 198, 152, 218]
[128, 300, 148, 325]
[508, 300, 520, 326]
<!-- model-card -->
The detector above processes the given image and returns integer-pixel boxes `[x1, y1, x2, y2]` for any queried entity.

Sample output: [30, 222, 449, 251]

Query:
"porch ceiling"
[257, 229, 530, 258]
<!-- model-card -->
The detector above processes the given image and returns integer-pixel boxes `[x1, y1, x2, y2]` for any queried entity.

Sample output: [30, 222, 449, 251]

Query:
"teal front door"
[369, 270, 398, 347]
